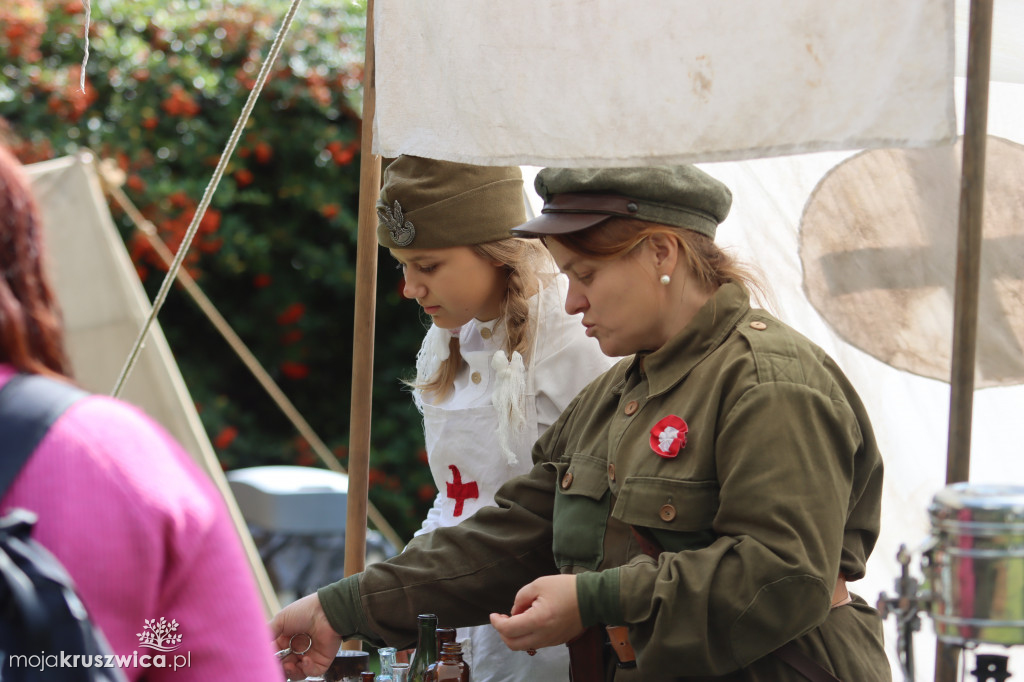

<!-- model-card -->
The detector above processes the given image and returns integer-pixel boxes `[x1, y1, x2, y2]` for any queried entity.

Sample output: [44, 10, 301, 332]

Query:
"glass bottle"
[424, 629, 456, 682]
[435, 629, 456, 656]
[376, 647, 398, 682]
[425, 642, 469, 682]
[361, 673, 376, 682]
[408, 614, 438, 682]
[391, 663, 411, 682]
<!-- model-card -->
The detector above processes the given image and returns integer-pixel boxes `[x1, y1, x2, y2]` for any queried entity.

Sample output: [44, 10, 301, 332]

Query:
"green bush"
[0, 0, 436, 542]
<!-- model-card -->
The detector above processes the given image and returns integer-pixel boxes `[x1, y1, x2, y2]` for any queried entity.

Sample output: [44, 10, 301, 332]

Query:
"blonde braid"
[418, 336, 461, 403]
[498, 253, 532, 361]
[475, 238, 549, 363]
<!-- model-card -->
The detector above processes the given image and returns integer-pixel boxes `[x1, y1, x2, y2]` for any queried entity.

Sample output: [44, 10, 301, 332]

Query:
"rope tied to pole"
[111, 0, 306, 398]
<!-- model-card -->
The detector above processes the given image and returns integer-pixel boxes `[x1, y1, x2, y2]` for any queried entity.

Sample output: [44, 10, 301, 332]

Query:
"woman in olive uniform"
[272, 165, 892, 682]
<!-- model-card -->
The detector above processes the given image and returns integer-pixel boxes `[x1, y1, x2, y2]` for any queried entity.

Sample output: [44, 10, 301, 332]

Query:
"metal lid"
[929, 482, 1024, 528]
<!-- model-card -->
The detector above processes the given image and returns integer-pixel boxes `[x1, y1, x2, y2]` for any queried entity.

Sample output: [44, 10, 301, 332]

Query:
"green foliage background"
[0, 0, 435, 542]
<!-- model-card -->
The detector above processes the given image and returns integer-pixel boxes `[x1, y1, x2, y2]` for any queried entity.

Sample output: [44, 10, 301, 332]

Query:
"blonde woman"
[378, 156, 613, 681]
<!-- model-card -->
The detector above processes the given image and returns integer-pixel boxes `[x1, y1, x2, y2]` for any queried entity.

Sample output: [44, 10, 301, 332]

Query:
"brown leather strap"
[772, 642, 843, 682]
[566, 625, 606, 682]
[604, 625, 636, 666]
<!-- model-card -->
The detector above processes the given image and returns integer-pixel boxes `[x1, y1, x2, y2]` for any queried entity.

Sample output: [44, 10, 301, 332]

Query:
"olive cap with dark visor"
[512, 165, 732, 240]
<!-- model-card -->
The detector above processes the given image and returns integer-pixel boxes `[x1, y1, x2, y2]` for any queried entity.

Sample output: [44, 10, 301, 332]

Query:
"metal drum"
[926, 482, 1024, 646]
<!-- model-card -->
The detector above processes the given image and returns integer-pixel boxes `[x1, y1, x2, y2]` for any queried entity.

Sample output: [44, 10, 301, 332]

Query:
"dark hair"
[0, 145, 71, 377]
[548, 217, 767, 302]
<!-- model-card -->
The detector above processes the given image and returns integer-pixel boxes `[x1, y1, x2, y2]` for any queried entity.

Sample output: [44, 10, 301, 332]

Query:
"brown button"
[749, 320, 767, 331]
[480, 327, 493, 339]
[659, 504, 677, 522]
[608, 463, 616, 482]
[471, 371, 482, 384]
[561, 472, 574, 489]
[624, 400, 639, 415]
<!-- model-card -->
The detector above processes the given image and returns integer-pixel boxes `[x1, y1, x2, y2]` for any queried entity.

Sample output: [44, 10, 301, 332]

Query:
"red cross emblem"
[445, 464, 479, 517]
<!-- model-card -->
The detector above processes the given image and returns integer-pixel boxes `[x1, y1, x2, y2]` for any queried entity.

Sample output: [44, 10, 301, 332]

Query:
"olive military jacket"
[319, 283, 891, 681]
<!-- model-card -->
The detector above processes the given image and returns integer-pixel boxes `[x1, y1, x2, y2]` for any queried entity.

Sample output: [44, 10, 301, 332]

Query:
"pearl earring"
[660, 274, 671, 285]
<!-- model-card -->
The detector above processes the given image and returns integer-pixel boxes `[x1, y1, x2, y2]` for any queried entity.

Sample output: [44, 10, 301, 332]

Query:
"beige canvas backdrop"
[373, 0, 955, 167]
[25, 153, 280, 617]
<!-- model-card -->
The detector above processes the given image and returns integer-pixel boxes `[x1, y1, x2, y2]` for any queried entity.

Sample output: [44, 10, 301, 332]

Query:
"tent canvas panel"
[373, 0, 955, 166]
[24, 154, 279, 616]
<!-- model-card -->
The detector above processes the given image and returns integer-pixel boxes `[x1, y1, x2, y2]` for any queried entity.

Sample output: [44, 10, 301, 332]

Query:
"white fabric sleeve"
[532, 275, 618, 432]
[412, 492, 445, 539]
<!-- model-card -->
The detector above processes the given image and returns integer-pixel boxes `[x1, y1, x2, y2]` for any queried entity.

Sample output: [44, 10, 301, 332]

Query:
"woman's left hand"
[489, 575, 585, 650]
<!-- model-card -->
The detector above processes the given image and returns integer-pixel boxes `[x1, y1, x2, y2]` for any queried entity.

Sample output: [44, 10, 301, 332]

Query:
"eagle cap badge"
[378, 199, 416, 246]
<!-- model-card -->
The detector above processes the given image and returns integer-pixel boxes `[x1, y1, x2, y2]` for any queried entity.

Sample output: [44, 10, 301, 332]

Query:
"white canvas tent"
[23, 153, 280, 616]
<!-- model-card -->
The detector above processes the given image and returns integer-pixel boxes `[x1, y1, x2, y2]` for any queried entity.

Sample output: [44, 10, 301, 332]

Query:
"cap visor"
[512, 212, 613, 236]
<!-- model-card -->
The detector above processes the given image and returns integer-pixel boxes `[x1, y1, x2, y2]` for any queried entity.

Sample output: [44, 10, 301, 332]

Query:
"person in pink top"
[0, 145, 282, 681]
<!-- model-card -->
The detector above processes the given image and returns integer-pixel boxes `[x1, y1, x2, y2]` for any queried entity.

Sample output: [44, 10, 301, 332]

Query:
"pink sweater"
[0, 365, 282, 681]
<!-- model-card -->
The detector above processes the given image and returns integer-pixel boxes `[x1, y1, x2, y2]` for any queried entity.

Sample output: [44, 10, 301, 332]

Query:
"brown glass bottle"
[423, 642, 469, 682]
[423, 628, 457, 682]
[361, 673, 376, 682]
[435, 628, 457, 655]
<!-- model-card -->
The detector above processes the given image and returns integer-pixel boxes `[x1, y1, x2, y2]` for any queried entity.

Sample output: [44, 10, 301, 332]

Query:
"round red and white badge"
[650, 415, 688, 458]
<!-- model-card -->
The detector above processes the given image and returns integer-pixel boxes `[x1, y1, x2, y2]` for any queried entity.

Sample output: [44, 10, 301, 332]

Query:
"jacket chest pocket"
[549, 454, 610, 571]
[612, 477, 719, 553]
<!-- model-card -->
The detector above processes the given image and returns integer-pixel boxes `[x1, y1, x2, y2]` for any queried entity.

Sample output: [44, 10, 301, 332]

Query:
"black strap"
[773, 641, 843, 682]
[0, 373, 89, 496]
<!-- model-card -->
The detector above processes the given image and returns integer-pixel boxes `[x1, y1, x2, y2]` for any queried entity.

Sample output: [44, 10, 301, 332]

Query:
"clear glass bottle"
[376, 646, 398, 682]
[391, 663, 411, 682]
[425, 642, 469, 682]
[408, 614, 438, 682]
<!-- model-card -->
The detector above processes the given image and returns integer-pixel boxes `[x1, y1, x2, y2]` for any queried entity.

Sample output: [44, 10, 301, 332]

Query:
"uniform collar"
[459, 317, 503, 351]
[629, 281, 750, 396]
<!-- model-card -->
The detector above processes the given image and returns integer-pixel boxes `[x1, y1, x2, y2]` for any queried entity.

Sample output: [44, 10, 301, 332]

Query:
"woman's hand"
[270, 592, 342, 681]
[489, 575, 585, 651]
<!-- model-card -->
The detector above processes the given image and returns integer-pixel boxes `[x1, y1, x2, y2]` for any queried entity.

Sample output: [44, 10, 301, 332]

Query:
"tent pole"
[936, 0, 993, 680]
[342, 0, 381, 650]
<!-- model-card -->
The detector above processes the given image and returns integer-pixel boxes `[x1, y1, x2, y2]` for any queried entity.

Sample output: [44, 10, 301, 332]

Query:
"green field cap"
[377, 155, 526, 249]
[513, 165, 731, 240]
